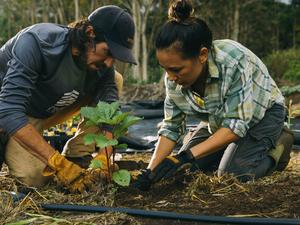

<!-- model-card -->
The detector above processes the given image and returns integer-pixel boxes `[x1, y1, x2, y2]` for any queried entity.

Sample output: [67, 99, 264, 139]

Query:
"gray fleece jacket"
[0, 23, 118, 136]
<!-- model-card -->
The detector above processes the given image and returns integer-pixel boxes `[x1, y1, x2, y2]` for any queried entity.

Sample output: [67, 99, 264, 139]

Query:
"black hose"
[41, 204, 300, 225]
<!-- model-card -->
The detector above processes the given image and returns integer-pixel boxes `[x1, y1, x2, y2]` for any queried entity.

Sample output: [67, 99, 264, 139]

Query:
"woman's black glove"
[150, 149, 195, 183]
[131, 169, 153, 191]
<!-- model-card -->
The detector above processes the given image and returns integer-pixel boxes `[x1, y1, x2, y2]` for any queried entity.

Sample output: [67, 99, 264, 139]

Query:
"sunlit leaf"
[80, 107, 99, 123]
[112, 169, 131, 186]
[89, 159, 103, 169]
[110, 112, 129, 125]
[83, 133, 96, 145]
[94, 135, 118, 148]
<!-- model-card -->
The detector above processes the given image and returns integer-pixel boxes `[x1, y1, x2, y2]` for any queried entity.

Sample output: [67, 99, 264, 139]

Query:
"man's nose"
[104, 57, 115, 68]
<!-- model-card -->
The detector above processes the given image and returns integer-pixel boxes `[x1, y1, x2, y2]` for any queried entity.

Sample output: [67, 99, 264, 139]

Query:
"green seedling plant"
[80, 101, 142, 186]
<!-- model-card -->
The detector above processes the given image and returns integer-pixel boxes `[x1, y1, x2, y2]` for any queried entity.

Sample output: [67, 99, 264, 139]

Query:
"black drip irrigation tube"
[41, 203, 300, 225]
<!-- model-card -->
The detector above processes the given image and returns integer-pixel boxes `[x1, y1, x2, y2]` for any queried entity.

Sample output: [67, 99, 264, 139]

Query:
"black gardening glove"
[131, 169, 153, 191]
[150, 150, 195, 183]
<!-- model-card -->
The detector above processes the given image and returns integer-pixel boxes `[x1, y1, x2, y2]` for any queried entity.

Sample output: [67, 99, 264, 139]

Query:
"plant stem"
[105, 147, 111, 182]
[112, 148, 115, 171]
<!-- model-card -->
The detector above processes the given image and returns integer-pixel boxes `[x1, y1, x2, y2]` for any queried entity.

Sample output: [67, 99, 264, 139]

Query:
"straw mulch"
[0, 152, 299, 225]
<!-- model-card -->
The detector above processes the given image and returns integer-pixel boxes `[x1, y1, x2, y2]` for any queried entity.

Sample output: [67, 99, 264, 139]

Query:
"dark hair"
[68, 19, 106, 55]
[155, 0, 212, 59]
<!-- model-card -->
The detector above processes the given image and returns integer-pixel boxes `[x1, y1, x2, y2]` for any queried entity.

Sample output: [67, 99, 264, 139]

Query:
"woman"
[134, 0, 293, 190]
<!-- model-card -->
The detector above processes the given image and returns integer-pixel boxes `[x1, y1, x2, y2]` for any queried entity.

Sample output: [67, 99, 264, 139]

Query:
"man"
[0, 5, 136, 193]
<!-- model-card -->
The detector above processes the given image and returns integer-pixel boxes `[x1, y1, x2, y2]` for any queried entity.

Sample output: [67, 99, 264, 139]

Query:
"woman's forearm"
[147, 135, 176, 170]
[190, 127, 239, 159]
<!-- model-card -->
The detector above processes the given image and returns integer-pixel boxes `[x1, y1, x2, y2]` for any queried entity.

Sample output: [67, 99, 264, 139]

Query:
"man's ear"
[199, 47, 208, 64]
[86, 25, 96, 39]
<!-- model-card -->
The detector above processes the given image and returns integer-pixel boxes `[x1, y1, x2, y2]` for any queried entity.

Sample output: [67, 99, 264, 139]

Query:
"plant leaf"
[110, 112, 129, 125]
[122, 115, 142, 127]
[83, 133, 97, 145]
[114, 115, 142, 139]
[112, 169, 131, 186]
[115, 143, 128, 149]
[109, 101, 120, 117]
[89, 159, 103, 169]
[85, 120, 97, 127]
[94, 135, 118, 148]
[80, 107, 99, 123]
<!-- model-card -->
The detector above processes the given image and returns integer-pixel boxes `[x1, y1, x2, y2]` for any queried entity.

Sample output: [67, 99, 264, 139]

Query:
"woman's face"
[156, 47, 208, 88]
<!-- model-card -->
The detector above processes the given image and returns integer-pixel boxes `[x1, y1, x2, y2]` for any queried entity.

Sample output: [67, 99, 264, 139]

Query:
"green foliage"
[263, 49, 300, 82]
[81, 101, 142, 145]
[0, 0, 299, 83]
[283, 60, 300, 82]
[83, 133, 118, 149]
[89, 159, 103, 170]
[81, 101, 142, 186]
[112, 169, 131, 187]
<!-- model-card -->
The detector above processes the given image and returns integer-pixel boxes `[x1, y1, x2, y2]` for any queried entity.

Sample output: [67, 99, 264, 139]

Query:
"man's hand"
[43, 151, 102, 193]
[150, 149, 195, 183]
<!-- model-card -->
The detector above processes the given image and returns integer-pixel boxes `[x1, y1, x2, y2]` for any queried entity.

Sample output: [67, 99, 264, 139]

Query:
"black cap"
[88, 5, 137, 65]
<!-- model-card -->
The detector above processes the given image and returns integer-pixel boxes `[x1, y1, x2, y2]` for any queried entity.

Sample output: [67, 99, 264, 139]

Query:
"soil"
[0, 83, 300, 225]
[116, 152, 300, 225]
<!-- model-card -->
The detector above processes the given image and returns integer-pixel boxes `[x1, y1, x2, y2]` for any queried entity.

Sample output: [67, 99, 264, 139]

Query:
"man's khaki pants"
[4, 72, 123, 187]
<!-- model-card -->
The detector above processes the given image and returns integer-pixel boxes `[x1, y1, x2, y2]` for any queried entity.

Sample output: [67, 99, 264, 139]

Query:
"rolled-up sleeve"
[158, 77, 186, 142]
[0, 34, 42, 136]
[221, 57, 253, 137]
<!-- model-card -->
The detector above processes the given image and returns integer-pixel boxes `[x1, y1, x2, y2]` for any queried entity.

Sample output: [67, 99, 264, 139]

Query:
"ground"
[0, 83, 300, 225]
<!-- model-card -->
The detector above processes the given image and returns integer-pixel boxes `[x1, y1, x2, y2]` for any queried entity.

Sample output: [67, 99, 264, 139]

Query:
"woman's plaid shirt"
[158, 39, 285, 142]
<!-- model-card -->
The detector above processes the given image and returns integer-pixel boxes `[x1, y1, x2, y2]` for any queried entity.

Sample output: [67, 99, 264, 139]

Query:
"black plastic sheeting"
[44, 100, 300, 152]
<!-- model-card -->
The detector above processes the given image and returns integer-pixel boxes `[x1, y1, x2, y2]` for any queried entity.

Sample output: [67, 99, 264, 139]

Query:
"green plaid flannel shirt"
[158, 39, 285, 141]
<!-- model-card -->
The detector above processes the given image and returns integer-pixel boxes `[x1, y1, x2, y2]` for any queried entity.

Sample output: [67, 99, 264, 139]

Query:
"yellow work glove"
[43, 151, 96, 193]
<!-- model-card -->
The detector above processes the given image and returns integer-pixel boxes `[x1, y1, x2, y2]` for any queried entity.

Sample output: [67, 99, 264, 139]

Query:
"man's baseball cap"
[88, 5, 137, 65]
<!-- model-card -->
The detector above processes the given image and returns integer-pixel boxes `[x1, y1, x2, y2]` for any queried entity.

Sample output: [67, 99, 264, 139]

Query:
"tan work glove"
[43, 151, 99, 193]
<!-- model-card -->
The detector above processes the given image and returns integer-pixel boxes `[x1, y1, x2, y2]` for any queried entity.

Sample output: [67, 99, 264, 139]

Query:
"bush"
[283, 60, 300, 82]
[263, 49, 300, 82]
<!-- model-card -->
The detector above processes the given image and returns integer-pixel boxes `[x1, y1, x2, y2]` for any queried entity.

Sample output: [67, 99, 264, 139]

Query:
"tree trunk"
[90, 0, 96, 11]
[231, 0, 240, 41]
[132, 0, 141, 81]
[293, 19, 296, 49]
[30, 0, 36, 24]
[74, 0, 79, 21]
[54, 0, 66, 24]
[42, 0, 50, 22]
[141, 2, 152, 81]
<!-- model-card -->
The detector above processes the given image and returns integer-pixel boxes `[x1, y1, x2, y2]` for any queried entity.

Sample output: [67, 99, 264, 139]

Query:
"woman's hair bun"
[168, 0, 194, 22]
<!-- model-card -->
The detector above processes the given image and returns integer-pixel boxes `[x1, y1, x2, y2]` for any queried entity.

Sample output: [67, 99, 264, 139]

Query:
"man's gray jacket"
[0, 23, 118, 136]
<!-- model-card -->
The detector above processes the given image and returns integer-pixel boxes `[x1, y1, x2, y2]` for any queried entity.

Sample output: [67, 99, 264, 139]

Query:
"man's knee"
[5, 137, 49, 187]
[14, 167, 50, 187]
[6, 157, 50, 187]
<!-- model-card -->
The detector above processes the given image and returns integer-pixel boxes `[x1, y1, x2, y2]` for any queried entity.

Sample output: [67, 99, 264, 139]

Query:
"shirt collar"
[207, 45, 220, 79]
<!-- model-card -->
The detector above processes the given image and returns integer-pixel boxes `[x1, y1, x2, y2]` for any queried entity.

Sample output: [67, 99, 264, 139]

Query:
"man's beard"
[73, 51, 107, 72]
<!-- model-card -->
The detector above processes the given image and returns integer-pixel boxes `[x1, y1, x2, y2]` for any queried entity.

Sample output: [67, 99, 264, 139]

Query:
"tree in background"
[0, 0, 298, 83]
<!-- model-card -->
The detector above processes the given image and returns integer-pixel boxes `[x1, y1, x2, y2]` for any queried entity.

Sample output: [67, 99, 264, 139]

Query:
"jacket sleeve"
[0, 33, 42, 135]
[91, 67, 119, 105]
